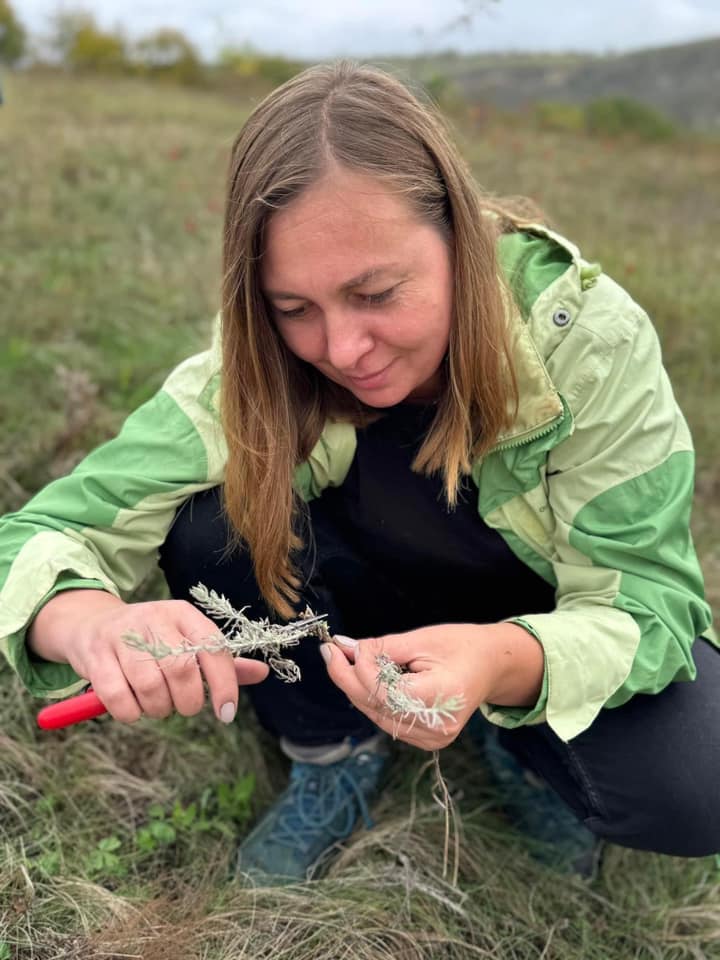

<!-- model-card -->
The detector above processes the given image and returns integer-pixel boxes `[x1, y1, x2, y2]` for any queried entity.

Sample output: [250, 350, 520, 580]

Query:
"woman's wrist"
[28, 589, 124, 664]
[469, 621, 545, 708]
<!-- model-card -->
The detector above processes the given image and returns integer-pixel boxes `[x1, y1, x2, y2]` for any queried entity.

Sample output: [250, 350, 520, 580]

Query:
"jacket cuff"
[6, 576, 106, 699]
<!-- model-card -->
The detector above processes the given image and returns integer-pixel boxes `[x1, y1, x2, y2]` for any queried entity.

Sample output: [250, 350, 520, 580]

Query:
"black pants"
[159, 486, 720, 857]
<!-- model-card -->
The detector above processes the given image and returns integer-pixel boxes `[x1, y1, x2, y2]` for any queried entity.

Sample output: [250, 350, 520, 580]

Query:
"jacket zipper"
[491, 406, 566, 454]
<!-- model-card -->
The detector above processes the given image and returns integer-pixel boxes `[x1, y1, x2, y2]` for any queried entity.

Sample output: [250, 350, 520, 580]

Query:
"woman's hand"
[29, 589, 269, 724]
[321, 622, 544, 751]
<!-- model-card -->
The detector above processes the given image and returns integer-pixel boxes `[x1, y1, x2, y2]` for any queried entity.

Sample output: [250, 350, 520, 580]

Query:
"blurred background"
[4, 2, 718, 597]
[1, 4, 719, 957]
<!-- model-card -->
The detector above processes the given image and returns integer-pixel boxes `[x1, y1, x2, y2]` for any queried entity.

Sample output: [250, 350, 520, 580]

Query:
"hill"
[394, 37, 720, 130]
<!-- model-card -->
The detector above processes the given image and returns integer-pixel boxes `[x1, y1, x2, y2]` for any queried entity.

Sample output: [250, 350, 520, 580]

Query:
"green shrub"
[424, 71, 452, 105]
[218, 45, 259, 77]
[421, 71, 468, 119]
[218, 47, 301, 87]
[255, 55, 301, 86]
[584, 97, 676, 140]
[132, 28, 203, 85]
[0, 0, 25, 65]
[70, 24, 126, 72]
[49, 11, 127, 73]
[534, 100, 585, 134]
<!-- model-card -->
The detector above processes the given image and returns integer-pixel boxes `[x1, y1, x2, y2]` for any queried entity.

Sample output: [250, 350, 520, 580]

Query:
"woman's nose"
[323, 310, 375, 371]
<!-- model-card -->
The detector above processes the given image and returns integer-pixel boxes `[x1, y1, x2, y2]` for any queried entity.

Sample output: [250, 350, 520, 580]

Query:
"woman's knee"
[587, 778, 720, 857]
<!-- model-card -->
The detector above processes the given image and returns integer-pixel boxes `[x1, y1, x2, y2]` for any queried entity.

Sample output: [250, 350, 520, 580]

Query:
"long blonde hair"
[221, 60, 535, 617]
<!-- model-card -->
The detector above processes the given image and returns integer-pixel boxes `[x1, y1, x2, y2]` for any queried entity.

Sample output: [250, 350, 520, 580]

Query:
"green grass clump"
[1, 71, 719, 957]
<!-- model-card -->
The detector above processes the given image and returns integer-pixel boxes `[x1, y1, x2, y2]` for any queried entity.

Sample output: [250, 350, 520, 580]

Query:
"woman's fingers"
[323, 642, 368, 701]
[170, 600, 268, 718]
[56, 596, 274, 726]
[333, 634, 359, 662]
[107, 602, 247, 721]
[356, 632, 428, 670]
[118, 628, 254, 723]
[157, 645, 207, 717]
[195, 648, 261, 722]
[233, 658, 271, 685]
[350, 635, 429, 695]
[89, 657, 144, 724]
[323, 645, 421, 735]
[323, 642, 462, 750]
[118, 631, 189, 718]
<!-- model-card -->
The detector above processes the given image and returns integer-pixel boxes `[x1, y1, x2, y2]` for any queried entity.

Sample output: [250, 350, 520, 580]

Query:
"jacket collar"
[492, 225, 575, 450]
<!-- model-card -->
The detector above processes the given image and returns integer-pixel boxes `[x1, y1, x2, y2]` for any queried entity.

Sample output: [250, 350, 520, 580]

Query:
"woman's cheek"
[278, 323, 324, 364]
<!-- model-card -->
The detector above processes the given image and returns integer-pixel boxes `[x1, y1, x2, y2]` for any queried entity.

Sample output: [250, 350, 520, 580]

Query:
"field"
[1, 71, 719, 959]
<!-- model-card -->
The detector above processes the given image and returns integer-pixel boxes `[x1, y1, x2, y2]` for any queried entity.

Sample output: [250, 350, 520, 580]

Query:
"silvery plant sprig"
[122, 583, 331, 683]
[374, 654, 464, 730]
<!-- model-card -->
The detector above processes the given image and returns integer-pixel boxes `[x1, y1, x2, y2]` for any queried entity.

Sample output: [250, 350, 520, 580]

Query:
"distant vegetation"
[529, 97, 677, 140]
[0, 0, 25, 64]
[583, 97, 676, 140]
[2, 2, 717, 138]
[396, 37, 720, 132]
[3, 5, 304, 91]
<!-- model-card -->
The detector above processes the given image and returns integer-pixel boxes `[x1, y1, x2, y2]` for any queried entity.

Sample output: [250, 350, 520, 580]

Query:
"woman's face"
[261, 167, 453, 407]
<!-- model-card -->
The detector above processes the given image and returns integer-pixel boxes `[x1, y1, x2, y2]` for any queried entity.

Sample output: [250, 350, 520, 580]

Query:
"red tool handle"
[37, 690, 108, 730]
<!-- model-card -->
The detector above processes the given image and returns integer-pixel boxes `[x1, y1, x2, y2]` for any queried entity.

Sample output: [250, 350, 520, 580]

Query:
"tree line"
[0, 2, 301, 87]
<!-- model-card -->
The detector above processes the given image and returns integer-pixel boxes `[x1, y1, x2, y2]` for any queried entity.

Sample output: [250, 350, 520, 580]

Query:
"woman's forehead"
[261, 182, 422, 289]
[267, 173, 413, 238]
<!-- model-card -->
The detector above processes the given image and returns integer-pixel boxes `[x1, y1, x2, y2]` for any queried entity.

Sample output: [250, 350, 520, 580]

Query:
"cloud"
[18, 0, 720, 59]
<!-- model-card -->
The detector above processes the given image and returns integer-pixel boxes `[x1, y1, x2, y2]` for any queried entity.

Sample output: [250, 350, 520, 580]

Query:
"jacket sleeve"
[0, 340, 227, 699]
[481, 278, 713, 741]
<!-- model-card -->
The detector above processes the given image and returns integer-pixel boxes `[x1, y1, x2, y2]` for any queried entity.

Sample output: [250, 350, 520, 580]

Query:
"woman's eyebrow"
[266, 264, 405, 301]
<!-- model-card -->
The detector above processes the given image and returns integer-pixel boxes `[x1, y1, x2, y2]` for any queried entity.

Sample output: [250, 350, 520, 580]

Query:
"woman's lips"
[346, 360, 395, 390]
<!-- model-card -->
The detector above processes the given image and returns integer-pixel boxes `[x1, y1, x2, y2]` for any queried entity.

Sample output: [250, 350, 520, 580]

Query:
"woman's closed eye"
[273, 287, 397, 320]
[359, 286, 396, 307]
[275, 304, 309, 319]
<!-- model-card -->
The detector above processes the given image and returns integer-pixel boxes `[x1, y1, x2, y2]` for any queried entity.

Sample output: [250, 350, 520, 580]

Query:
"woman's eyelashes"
[273, 286, 397, 319]
[359, 287, 395, 307]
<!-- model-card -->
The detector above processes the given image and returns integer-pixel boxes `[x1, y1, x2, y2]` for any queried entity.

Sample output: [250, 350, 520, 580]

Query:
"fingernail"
[220, 701, 236, 724]
[334, 634, 358, 648]
[319, 643, 332, 665]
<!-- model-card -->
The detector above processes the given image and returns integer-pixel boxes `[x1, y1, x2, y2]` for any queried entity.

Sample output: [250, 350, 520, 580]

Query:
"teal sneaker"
[469, 719, 603, 878]
[236, 743, 388, 883]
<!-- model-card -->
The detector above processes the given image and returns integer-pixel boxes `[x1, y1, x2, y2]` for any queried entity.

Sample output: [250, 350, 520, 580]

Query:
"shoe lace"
[270, 759, 377, 854]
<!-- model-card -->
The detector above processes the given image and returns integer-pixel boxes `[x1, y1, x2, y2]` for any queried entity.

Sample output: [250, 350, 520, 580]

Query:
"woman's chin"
[346, 381, 411, 408]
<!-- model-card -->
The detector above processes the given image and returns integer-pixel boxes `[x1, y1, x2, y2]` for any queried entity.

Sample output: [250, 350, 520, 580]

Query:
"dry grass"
[2, 706, 720, 959]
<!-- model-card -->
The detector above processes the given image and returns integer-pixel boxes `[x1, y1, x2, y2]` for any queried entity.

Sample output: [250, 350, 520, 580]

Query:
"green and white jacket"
[0, 226, 713, 741]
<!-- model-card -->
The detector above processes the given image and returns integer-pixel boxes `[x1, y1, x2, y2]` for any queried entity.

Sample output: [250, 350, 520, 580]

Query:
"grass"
[1, 70, 719, 958]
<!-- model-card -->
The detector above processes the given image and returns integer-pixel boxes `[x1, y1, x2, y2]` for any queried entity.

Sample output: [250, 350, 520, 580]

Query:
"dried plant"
[374, 655, 464, 731]
[122, 585, 463, 731]
[122, 583, 331, 682]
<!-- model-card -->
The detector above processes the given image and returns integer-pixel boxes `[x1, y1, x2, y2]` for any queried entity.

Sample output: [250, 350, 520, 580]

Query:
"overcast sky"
[18, 0, 720, 60]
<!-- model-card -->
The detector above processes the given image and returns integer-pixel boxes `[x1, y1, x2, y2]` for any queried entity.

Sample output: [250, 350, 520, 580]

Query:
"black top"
[313, 403, 556, 630]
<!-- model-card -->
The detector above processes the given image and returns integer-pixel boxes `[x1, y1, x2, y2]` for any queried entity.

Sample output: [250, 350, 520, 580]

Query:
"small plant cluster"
[31, 775, 257, 884]
[135, 773, 255, 855]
